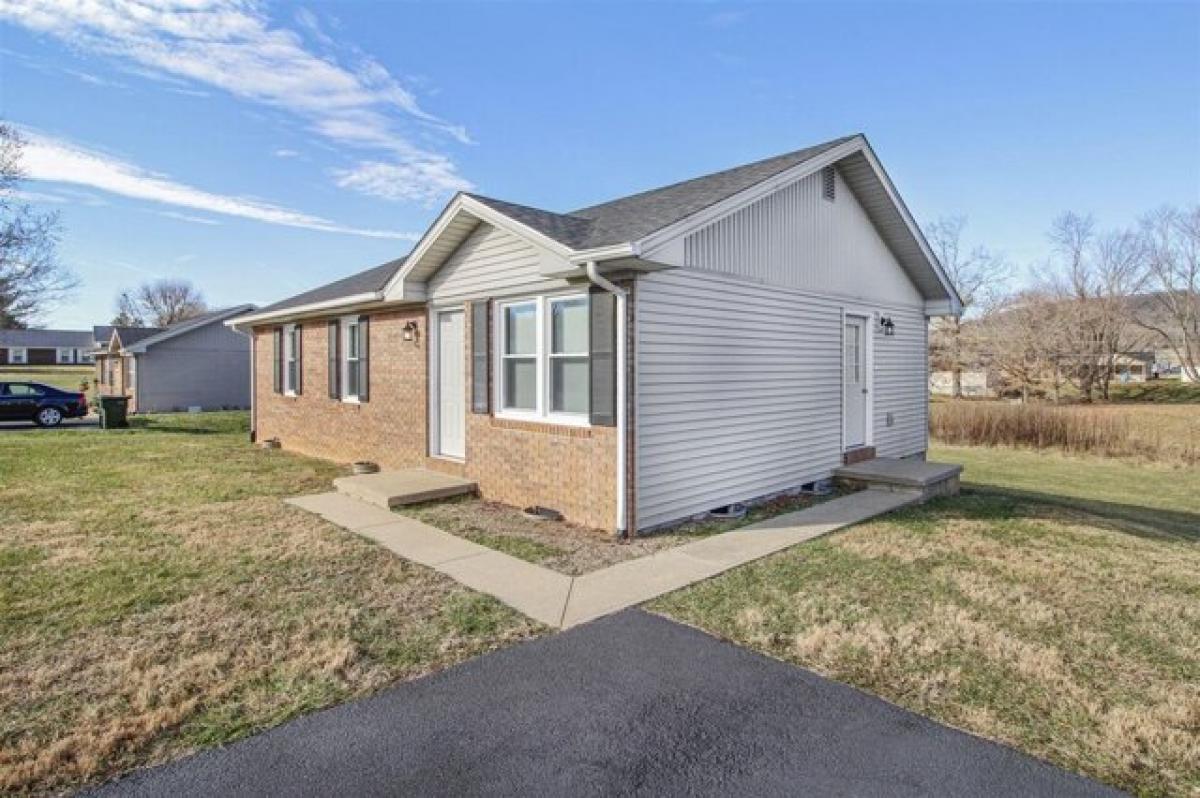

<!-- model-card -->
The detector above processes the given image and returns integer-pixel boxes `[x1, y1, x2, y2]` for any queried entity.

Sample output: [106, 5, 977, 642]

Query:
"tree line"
[930, 207, 1199, 402]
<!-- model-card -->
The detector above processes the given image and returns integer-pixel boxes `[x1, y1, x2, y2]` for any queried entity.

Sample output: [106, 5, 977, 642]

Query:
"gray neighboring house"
[0, 329, 97, 366]
[94, 306, 255, 413]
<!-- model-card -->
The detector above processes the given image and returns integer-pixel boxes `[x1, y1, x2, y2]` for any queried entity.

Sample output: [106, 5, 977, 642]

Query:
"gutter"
[584, 261, 628, 537]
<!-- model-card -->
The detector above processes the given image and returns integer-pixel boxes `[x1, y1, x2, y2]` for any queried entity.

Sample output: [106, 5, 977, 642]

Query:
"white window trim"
[9, 347, 27, 365]
[283, 323, 299, 396]
[57, 347, 76, 364]
[340, 315, 361, 403]
[494, 292, 591, 427]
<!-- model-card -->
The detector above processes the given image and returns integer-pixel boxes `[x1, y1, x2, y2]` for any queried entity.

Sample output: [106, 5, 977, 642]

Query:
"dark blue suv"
[0, 382, 89, 427]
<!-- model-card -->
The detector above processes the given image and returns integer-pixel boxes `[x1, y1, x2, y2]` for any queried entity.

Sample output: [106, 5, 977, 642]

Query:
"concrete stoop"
[833, 457, 962, 501]
[333, 469, 477, 509]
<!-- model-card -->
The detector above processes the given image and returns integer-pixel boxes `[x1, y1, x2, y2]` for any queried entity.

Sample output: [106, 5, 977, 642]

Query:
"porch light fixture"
[402, 320, 419, 342]
[879, 316, 896, 336]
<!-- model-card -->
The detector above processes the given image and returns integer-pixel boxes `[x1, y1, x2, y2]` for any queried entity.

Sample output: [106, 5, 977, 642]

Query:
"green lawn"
[0, 412, 541, 795]
[1107, 379, 1200, 404]
[0, 365, 94, 394]
[655, 445, 1199, 796]
[932, 443, 1199, 539]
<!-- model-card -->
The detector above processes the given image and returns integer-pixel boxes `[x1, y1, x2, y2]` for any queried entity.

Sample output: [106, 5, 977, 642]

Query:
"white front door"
[437, 310, 465, 458]
[844, 315, 868, 448]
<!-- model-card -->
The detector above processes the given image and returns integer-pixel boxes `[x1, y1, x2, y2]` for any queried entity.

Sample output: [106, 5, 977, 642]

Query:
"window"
[497, 294, 589, 422]
[343, 317, 361, 401]
[9, 347, 26, 365]
[284, 324, 299, 394]
[501, 301, 537, 411]
[57, 348, 75, 364]
[549, 296, 589, 414]
[5, 383, 43, 397]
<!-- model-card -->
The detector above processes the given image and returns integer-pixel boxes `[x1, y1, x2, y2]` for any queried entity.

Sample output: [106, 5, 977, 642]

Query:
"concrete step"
[333, 469, 477, 509]
[833, 457, 962, 501]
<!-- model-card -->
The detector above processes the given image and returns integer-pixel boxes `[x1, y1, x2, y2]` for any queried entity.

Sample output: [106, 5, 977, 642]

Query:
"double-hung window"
[57, 348, 75, 364]
[284, 324, 299, 395]
[9, 347, 26, 365]
[343, 317, 361, 401]
[497, 293, 589, 423]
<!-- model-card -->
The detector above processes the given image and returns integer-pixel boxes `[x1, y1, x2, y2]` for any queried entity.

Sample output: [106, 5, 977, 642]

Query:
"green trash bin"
[99, 395, 130, 429]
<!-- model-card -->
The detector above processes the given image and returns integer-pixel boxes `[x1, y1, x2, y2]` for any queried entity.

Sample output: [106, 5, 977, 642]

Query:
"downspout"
[585, 261, 628, 537]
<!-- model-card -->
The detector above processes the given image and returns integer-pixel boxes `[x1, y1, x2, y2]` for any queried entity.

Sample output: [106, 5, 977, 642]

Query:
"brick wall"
[254, 308, 428, 470]
[254, 301, 625, 533]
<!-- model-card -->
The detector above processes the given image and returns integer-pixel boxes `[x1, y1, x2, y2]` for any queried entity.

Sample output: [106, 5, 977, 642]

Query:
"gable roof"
[0, 328, 95, 349]
[236, 133, 960, 325]
[122, 305, 255, 352]
[106, 326, 164, 349]
[469, 136, 857, 251]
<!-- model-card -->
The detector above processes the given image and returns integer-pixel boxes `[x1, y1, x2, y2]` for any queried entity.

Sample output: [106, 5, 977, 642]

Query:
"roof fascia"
[384, 194, 579, 301]
[225, 293, 384, 328]
[856, 139, 964, 314]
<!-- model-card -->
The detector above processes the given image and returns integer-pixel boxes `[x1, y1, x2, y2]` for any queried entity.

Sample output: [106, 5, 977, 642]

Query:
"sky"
[1, 0, 1198, 329]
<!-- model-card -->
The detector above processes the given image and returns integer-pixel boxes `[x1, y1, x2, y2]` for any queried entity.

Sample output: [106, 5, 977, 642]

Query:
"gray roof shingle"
[254, 258, 405, 316]
[470, 135, 855, 249]
[253, 136, 854, 316]
[0, 329, 97, 349]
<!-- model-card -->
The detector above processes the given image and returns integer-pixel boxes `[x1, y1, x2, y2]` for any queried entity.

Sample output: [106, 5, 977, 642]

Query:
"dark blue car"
[0, 382, 89, 427]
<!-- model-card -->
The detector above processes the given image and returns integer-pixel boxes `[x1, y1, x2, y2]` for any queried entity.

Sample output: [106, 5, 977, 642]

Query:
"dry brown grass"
[401, 492, 825, 576]
[655, 493, 1200, 796]
[0, 413, 541, 795]
[931, 400, 1200, 464]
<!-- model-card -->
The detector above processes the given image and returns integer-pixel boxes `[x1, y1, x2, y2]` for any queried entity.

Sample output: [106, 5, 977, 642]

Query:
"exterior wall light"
[879, 316, 896, 336]
[402, 320, 419, 342]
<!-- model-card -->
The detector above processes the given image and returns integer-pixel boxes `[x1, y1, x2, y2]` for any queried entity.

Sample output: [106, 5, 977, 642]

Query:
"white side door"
[437, 310, 466, 458]
[844, 315, 868, 448]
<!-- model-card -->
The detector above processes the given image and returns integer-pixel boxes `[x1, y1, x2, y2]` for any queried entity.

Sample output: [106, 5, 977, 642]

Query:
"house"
[930, 370, 997, 397]
[0, 329, 97, 366]
[94, 307, 255, 412]
[228, 134, 961, 534]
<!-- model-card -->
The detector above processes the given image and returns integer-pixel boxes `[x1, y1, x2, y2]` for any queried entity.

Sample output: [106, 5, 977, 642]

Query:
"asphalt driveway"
[86, 610, 1118, 797]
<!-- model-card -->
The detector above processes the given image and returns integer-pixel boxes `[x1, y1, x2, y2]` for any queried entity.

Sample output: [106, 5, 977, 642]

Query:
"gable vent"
[821, 166, 836, 201]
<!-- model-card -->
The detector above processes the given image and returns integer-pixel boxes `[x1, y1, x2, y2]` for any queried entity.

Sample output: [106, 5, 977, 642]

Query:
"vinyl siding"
[428, 222, 571, 304]
[135, 321, 250, 412]
[872, 306, 929, 457]
[683, 168, 924, 307]
[634, 268, 928, 530]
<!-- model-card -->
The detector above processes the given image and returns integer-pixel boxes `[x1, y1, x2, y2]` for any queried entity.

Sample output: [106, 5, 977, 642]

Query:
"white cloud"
[158, 210, 221, 225]
[22, 131, 419, 240]
[273, 148, 299, 158]
[332, 159, 472, 206]
[0, 0, 473, 203]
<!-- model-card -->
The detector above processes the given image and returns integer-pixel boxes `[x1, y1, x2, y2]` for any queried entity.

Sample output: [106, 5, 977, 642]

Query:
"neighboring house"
[95, 307, 254, 412]
[0, 329, 97, 366]
[930, 370, 997, 397]
[229, 134, 961, 534]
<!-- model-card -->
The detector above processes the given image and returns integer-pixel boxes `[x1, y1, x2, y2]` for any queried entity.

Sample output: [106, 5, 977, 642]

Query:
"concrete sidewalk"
[287, 488, 918, 629]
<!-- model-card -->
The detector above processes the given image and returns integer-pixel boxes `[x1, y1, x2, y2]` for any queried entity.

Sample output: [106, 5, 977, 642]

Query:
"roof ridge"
[569, 134, 858, 216]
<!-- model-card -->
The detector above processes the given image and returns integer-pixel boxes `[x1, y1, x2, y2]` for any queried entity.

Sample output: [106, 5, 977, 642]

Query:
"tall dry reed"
[930, 401, 1195, 464]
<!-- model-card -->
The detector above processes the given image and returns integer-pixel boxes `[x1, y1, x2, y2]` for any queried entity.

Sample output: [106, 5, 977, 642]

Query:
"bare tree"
[114, 279, 207, 327]
[1043, 213, 1145, 401]
[982, 290, 1068, 402]
[1133, 206, 1200, 381]
[0, 123, 76, 327]
[925, 216, 1009, 397]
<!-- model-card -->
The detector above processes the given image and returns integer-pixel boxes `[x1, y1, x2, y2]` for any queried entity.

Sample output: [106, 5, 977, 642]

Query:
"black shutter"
[589, 287, 616, 427]
[272, 327, 283, 394]
[327, 320, 340, 399]
[471, 300, 490, 414]
[294, 324, 303, 395]
[358, 315, 370, 402]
